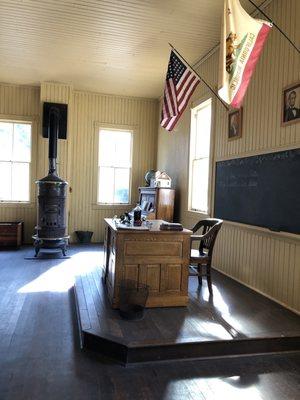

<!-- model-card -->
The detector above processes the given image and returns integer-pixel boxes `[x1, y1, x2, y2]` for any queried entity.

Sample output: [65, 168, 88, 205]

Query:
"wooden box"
[0, 222, 23, 249]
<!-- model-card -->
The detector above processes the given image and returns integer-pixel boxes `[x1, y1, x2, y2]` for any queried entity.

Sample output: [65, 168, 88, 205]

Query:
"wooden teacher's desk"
[103, 218, 192, 308]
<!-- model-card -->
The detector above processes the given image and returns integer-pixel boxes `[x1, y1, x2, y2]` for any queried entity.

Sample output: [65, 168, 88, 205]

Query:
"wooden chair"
[189, 218, 223, 294]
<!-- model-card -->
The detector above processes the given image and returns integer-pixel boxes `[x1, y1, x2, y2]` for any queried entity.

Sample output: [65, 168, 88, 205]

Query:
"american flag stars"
[167, 52, 187, 84]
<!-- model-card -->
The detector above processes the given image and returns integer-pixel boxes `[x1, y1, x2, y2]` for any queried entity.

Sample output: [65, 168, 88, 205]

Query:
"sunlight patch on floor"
[18, 250, 103, 293]
[203, 285, 244, 333]
[164, 375, 263, 400]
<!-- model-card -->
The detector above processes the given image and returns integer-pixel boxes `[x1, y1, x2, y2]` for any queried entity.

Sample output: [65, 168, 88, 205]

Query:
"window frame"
[0, 117, 35, 205]
[96, 125, 134, 207]
[188, 98, 214, 215]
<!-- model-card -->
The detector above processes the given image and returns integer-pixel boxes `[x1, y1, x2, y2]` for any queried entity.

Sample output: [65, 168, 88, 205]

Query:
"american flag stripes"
[160, 51, 201, 132]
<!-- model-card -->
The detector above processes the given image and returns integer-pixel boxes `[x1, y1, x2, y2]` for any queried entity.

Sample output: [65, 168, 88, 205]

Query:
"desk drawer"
[124, 241, 182, 257]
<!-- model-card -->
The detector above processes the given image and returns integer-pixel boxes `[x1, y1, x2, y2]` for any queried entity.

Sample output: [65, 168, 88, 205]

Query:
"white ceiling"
[0, 0, 265, 98]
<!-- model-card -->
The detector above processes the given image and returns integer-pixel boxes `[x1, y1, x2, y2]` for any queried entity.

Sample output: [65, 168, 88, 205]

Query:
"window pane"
[11, 163, 30, 201]
[114, 168, 130, 204]
[99, 130, 132, 168]
[13, 123, 31, 162]
[98, 167, 114, 203]
[98, 129, 132, 204]
[0, 162, 12, 200]
[99, 130, 116, 166]
[0, 122, 13, 161]
[195, 104, 211, 158]
[189, 99, 212, 213]
[114, 132, 132, 167]
[191, 158, 209, 212]
[0, 121, 31, 202]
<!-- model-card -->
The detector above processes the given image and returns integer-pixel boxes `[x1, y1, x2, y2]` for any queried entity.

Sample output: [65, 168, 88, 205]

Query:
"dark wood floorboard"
[0, 245, 299, 400]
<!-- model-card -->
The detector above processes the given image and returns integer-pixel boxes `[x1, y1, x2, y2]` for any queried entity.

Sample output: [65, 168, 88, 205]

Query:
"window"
[0, 121, 31, 202]
[189, 99, 212, 213]
[98, 129, 133, 204]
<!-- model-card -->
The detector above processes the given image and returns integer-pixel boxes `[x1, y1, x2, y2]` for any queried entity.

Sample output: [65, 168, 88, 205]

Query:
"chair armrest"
[190, 234, 204, 241]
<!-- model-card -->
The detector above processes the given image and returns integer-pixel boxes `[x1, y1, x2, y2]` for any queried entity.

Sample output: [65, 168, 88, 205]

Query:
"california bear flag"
[218, 0, 272, 108]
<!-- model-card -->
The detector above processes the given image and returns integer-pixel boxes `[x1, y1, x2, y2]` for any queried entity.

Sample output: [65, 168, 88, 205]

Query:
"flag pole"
[168, 43, 230, 111]
[247, 0, 299, 54]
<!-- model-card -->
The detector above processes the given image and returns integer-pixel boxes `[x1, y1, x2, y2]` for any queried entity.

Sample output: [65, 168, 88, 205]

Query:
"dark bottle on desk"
[133, 204, 142, 226]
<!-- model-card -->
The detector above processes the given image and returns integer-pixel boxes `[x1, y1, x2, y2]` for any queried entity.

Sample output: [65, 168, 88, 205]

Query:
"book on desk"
[159, 222, 183, 231]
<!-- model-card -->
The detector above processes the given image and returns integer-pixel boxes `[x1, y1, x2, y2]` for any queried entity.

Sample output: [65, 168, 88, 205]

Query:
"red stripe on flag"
[165, 79, 200, 131]
[165, 88, 174, 117]
[177, 71, 192, 95]
[178, 75, 197, 110]
[231, 24, 271, 108]
[167, 79, 177, 115]
[162, 80, 177, 121]
[161, 95, 172, 126]
[163, 87, 172, 118]
[165, 116, 180, 131]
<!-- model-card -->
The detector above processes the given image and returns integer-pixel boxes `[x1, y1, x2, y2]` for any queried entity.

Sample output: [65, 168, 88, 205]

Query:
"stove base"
[32, 235, 69, 257]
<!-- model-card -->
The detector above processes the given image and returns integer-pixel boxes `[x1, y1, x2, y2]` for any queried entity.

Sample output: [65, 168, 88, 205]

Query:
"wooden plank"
[165, 264, 182, 292]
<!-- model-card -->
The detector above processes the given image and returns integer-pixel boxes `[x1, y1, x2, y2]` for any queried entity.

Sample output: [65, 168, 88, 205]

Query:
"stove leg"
[62, 242, 67, 257]
[34, 244, 40, 257]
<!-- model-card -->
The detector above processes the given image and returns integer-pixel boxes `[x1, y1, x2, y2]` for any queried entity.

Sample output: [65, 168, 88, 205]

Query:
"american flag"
[160, 50, 200, 132]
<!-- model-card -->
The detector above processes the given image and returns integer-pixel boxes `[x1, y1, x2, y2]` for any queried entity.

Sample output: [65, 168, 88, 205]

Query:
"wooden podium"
[103, 218, 192, 308]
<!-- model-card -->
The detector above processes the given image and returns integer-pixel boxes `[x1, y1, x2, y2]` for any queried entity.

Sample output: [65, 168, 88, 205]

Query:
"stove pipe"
[48, 107, 59, 174]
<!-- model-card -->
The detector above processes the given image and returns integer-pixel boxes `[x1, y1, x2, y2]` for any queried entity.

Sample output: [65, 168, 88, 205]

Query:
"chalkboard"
[214, 149, 300, 234]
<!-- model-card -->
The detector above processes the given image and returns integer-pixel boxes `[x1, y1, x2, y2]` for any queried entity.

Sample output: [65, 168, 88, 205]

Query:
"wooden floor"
[76, 261, 300, 345]
[0, 245, 300, 399]
[74, 245, 300, 363]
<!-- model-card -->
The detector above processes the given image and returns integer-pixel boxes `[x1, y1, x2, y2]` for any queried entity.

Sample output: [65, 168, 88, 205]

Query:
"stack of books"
[159, 222, 183, 231]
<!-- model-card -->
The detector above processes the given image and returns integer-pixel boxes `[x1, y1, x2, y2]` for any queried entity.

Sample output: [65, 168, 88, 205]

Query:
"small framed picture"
[282, 82, 300, 126]
[228, 108, 242, 140]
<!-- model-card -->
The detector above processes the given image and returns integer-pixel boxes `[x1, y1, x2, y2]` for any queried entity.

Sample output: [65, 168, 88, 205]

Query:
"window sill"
[0, 201, 35, 209]
[184, 210, 210, 222]
[187, 209, 209, 215]
[91, 203, 133, 211]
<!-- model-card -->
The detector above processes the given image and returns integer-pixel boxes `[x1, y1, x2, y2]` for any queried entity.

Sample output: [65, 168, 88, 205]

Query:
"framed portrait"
[282, 82, 300, 126]
[228, 108, 242, 140]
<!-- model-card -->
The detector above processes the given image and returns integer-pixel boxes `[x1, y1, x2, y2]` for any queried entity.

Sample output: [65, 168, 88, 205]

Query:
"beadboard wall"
[69, 90, 158, 242]
[157, 0, 300, 312]
[0, 82, 158, 243]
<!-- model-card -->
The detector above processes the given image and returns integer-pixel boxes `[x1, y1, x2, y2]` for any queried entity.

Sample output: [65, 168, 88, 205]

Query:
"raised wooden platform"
[74, 259, 300, 364]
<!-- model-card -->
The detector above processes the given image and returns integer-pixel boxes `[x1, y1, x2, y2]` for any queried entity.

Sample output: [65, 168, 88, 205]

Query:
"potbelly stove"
[33, 105, 69, 257]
